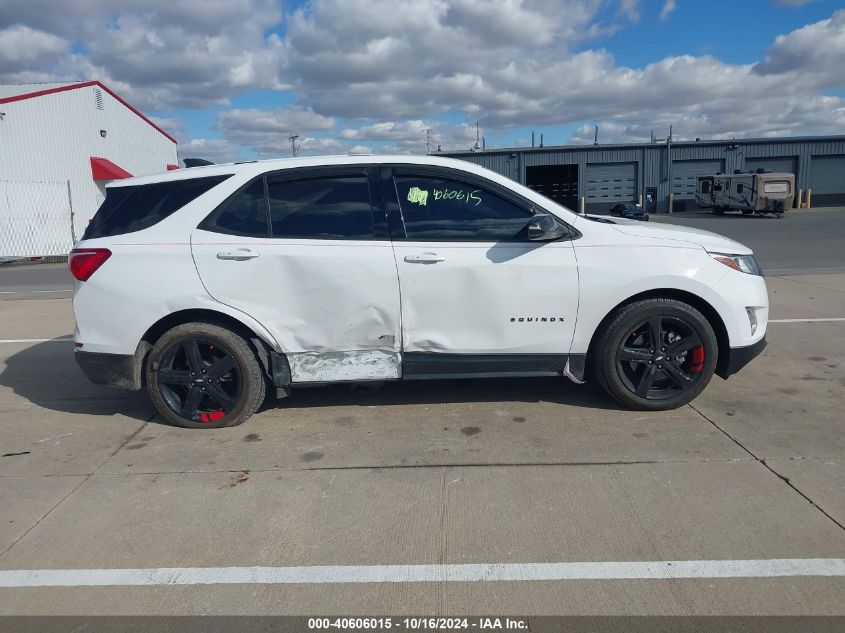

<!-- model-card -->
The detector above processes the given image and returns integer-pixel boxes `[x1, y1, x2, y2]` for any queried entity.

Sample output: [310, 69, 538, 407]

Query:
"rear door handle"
[404, 252, 446, 264]
[216, 248, 260, 261]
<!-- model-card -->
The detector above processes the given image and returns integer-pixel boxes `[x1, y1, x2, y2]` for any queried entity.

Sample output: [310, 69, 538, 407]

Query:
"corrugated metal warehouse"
[0, 81, 177, 257]
[443, 136, 845, 213]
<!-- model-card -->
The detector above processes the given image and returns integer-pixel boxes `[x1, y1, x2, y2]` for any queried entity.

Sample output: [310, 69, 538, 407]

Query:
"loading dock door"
[672, 159, 725, 211]
[525, 164, 578, 210]
[583, 163, 637, 212]
[809, 156, 845, 207]
[745, 156, 797, 176]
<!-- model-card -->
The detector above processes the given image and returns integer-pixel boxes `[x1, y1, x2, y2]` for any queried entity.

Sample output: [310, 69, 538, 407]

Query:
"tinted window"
[268, 175, 375, 239]
[737, 183, 744, 193]
[84, 175, 230, 239]
[395, 175, 532, 240]
[199, 179, 268, 237]
[700, 180, 711, 194]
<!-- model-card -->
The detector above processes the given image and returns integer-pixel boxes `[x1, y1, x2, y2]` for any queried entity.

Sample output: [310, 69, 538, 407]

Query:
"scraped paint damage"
[289, 350, 401, 382]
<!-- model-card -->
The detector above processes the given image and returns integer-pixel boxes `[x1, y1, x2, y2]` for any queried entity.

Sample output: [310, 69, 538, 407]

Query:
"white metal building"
[0, 81, 177, 257]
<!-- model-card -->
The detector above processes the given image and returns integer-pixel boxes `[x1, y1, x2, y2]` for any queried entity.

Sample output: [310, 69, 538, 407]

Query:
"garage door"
[525, 164, 578, 210]
[584, 163, 637, 211]
[671, 159, 725, 211]
[809, 156, 845, 207]
[746, 156, 797, 176]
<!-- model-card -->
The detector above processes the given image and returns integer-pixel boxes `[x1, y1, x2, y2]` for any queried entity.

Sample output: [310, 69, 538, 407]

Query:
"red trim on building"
[167, 164, 179, 171]
[90, 157, 133, 180]
[0, 81, 178, 144]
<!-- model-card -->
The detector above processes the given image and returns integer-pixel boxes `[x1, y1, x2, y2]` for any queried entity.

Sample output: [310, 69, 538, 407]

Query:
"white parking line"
[0, 337, 72, 344]
[769, 318, 845, 323]
[0, 559, 843, 587]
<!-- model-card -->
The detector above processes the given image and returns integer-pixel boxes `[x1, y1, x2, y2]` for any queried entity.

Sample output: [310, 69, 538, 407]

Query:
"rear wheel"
[146, 322, 265, 428]
[592, 299, 718, 410]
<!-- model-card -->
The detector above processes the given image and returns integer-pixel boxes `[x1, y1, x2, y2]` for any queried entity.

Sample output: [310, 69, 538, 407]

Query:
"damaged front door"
[386, 166, 579, 375]
[192, 165, 401, 382]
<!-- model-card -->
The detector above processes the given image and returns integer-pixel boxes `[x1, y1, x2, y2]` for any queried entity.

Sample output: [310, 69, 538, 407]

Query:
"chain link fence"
[0, 180, 75, 260]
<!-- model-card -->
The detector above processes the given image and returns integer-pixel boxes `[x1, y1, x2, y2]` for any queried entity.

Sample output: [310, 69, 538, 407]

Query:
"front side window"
[199, 179, 268, 237]
[700, 180, 712, 194]
[268, 175, 375, 239]
[84, 175, 230, 239]
[394, 175, 533, 241]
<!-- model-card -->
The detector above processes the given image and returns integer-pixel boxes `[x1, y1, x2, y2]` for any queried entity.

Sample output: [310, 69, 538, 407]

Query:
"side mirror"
[527, 213, 567, 241]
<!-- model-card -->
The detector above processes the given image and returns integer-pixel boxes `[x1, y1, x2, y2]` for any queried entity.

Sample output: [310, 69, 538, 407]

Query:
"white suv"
[70, 155, 768, 428]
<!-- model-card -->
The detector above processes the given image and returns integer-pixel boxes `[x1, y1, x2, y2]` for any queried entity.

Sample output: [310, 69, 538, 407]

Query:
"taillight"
[69, 248, 111, 281]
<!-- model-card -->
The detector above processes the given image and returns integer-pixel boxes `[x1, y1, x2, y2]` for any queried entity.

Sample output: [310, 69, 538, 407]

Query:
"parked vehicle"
[696, 170, 794, 217]
[610, 203, 649, 221]
[70, 155, 768, 428]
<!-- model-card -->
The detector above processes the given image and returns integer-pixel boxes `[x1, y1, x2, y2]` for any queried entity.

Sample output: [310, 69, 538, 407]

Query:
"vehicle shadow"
[0, 339, 624, 422]
[270, 374, 622, 411]
[0, 338, 152, 422]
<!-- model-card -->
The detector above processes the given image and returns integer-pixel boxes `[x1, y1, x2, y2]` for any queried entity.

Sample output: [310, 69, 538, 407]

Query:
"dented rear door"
[192, 165, 402, 382]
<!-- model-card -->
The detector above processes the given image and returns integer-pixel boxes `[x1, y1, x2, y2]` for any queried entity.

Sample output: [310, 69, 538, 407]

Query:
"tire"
[741, 209, 754, 215]
[145, 322, 266, 428]
[592, 298, 718, 411]
[713, 207, 725, 215]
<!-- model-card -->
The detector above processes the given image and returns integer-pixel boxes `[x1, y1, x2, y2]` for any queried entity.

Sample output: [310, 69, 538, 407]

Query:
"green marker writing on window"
[407, 186, 429, 206]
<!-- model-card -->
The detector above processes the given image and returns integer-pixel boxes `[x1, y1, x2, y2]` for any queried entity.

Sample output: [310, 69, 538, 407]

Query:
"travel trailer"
[696, 170, 794, 217]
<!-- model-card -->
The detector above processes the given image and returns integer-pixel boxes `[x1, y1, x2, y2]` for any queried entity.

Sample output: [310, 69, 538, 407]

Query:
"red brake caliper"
[688, 346, 705, 373]
[199, 411, 225, 424]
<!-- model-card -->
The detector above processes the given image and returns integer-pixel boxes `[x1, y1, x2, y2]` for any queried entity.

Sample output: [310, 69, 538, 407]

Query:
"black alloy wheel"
[592, 298, 718, 411]
[615, 316, 706, 401]
[146, 322, 266, 428]
[156, 337, 240, 424]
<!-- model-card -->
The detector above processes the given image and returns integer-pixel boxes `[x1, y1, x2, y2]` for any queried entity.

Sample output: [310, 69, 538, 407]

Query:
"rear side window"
[83, 175, 230, 239]
[268, 175, 375, 239]
[199, 179, 269, 237]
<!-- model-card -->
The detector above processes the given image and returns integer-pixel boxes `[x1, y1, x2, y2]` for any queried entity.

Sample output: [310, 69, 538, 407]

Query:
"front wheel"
[145, 322, 266, 428]
[592, 299, 718, 410]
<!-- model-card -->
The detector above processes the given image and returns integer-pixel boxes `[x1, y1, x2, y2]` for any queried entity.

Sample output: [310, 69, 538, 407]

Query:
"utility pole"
[288, 134, 299, 157]
[667, 125, 674, 214]
[425, 129, 432, 154]
[473, 122, 481, 151]
[594, 124, 599, 145]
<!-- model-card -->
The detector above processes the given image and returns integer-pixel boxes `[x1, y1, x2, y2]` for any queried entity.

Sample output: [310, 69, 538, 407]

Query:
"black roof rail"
[183, 158, 215, 168]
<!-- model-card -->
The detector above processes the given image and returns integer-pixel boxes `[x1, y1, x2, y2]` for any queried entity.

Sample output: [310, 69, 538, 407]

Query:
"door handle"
[404, 252, 446, 264]
[216, 248, 260, 261]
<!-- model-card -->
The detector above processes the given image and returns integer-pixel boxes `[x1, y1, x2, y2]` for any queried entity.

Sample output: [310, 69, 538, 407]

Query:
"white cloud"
[2, 0, 845, 152]
[0, 25, 68, 72]
[755, 9, 845, 88]
[0, 0, 285, 109]
[619, 0, 640, 23]
[660, 0, 676, 21]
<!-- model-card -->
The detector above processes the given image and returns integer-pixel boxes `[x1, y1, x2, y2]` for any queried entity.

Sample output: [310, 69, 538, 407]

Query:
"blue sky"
[2, 0, 844, 160]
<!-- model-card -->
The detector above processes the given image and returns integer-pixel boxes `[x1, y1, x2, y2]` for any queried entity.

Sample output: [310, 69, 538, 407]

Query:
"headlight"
[709, 252, 762, 276]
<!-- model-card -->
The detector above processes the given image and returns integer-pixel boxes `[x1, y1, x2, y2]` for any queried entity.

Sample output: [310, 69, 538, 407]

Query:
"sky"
[1, 0, 844, 163]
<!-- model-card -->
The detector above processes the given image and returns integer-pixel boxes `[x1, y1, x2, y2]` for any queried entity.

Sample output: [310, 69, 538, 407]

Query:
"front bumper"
[716, 336, 767, 379]
[75, 350, 142, 390]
